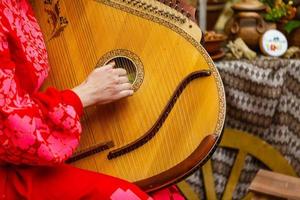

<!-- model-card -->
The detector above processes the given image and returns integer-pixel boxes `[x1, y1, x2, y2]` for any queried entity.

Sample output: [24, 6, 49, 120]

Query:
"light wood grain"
[249, 170, 300, 200]
[32, 0, 225, 191]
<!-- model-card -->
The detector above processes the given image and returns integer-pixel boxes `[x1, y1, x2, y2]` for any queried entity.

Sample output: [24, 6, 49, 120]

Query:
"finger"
[116, 90, 134, 99]
[118, 76, 130, 84]
[113, 68, 127, 76]
[97, 65, 112, 72]
[117, 83, 132, 91]
[94, 65, 112, 75]
[107, 61, 115, 67]
[101, 62, 115, 70]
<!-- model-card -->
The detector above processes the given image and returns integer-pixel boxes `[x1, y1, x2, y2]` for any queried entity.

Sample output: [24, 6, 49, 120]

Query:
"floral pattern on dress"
[0, 0, 82, 165]
[2, 0, 49, 90]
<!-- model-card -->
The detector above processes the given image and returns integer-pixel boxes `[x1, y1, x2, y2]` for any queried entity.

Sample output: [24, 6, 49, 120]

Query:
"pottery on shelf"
[204, 31, 227, 60]
[224, 0, 276, 50]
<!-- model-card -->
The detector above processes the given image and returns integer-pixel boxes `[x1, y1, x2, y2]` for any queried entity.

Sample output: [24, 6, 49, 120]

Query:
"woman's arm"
[0, 4, 133, 165]
[0, 28, 82, 165]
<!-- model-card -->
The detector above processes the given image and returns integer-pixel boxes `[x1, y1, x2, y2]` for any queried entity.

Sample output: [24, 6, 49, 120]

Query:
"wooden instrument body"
[32, 0, 225, 192]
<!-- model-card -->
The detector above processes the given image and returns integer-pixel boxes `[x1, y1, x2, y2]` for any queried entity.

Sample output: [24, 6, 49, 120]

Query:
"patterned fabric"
[186, 58, 300, 199]
[0, 0, 83, 165]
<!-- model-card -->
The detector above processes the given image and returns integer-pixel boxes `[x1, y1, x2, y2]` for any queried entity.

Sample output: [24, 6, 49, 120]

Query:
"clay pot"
[204, 34, 227, 54]
[225, 0, 275, 50]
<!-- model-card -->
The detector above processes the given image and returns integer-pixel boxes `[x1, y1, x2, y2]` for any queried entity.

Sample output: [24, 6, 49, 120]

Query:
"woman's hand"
[72, 62, 133, 108]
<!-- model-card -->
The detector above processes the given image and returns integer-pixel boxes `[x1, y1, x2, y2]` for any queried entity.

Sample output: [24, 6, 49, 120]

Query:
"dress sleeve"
[0, 16, 83, 166]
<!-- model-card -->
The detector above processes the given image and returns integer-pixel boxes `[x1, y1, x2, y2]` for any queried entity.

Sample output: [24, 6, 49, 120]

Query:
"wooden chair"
[177, 128, 297, 200]
[249, 169, 300, 200]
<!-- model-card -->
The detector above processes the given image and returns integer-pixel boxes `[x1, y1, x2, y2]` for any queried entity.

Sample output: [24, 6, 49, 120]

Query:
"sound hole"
[109, 57, 137, 84]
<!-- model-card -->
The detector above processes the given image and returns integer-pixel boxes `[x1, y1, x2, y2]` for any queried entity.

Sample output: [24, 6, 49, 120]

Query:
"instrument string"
[113, 11, 139, 178]
[107, 11, 124, 152]
[146, 29, 168, 169]
[74, 1, 100, 170]
[137, 18, 156, 168]
[175, 47, 192, 157]
[163, 34, 180, 163]
[129, 18, 162, 174]
[178, 49, 198, 157]
[187, 59, 200, 148]
[129, 19, 152, 177]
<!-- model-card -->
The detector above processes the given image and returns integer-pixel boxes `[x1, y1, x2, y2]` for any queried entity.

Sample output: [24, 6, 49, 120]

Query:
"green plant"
[264, 3, 291, 21]
[260, 0, 300, 33]
[284, 20, 300, 32]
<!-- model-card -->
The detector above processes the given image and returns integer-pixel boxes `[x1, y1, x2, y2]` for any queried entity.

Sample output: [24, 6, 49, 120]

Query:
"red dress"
[0, 0, 185, 199]
[0, 0, 153, 199]
[0, 0, 83, 166]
